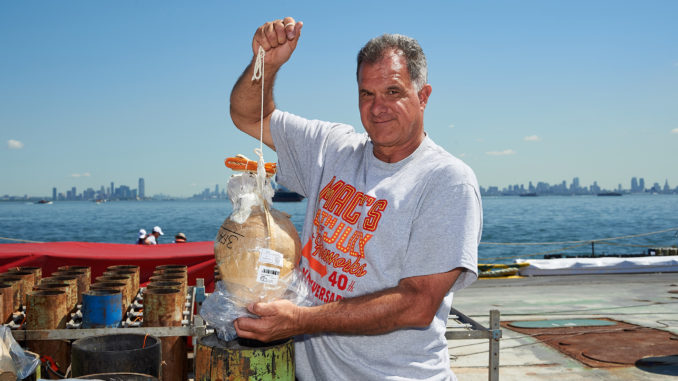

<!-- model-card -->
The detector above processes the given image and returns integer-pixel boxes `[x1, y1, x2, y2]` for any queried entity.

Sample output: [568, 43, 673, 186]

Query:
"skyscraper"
[631, 177, 638, 192]
[52, 187, 57, 201]
[139, 178, 145, 199]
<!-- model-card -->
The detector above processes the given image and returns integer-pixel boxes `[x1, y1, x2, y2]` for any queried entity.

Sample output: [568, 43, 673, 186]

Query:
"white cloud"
[70, 172, 91, 178]
[448, 124, 455, 129]
[671, 128, 678, 134]
[486, 149, 516, 156]
[524, 135, 541, 142]
[7, 139, 24, 149]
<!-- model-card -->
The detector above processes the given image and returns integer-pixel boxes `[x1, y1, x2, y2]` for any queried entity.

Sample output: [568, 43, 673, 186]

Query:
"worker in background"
[174, 232, 187, 243]
[143, 226, 163, 245]
[136, 229, 147, 245]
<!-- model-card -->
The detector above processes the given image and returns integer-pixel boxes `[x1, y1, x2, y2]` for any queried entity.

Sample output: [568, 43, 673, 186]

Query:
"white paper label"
[256, 265, 281, 286]
[258, 248, 284, 267]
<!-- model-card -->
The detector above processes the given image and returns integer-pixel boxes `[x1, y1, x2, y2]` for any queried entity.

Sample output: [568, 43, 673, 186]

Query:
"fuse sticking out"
[225, 155, 277, 177]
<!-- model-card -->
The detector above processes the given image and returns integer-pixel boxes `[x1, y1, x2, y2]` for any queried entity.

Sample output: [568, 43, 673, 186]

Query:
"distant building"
[52, 187, 57, 201]
[139, 178, 145, 199]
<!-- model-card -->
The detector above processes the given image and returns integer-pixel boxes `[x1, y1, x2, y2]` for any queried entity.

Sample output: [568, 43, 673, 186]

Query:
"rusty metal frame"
[446, 307, 501, 381]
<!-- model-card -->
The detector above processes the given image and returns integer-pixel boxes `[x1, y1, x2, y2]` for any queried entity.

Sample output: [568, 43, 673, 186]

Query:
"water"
[1, 195, 677, 263]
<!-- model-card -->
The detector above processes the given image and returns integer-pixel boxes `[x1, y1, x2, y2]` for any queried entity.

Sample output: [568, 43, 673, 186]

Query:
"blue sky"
[2, 1, 677, 197]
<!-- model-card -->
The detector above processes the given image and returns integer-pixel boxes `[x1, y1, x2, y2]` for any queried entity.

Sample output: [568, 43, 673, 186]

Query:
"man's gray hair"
[356, 34, 428, 91]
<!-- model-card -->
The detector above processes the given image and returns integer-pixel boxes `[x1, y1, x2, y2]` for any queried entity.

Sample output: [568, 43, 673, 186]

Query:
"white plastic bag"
[200, 268, 313, 341]
[201, 159, 311, 341]
[1, 325, 40, 380]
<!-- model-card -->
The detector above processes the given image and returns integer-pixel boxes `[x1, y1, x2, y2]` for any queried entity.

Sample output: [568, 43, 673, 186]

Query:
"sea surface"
[1, 194, 677, 264]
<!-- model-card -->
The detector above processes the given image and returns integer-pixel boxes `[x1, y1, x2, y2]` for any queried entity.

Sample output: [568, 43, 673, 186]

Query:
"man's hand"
[234, 299, 303, 342]
[230, 17, 303, 147]
[252, 17, 303, 70]
[232, 268, 464, 342]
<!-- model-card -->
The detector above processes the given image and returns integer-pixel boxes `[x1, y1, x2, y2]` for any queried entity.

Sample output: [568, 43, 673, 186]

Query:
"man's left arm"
[234, 267, 464, 341]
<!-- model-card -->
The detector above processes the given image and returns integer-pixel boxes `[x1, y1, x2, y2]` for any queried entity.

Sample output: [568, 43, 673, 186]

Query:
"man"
[230, 17, 482, 380]
[136, 229, 147, 245]
[174, 232, 187, 243]
[144, 226, 163, 245]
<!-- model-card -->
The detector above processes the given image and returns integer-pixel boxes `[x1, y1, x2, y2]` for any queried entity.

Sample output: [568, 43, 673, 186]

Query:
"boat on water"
[597, 192, 622, 196]
[272, 185, 304, 202]
[35, 200, 52, 204]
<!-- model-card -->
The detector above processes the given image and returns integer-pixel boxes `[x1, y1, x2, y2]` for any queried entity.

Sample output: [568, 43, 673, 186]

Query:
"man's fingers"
[282, 17, 297, 40]
[273, 21, 288, 45]
[263, 21, 281, 48]
[248, 302, 272, 316]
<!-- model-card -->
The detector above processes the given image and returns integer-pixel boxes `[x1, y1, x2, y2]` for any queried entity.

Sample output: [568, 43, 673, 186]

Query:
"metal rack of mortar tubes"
[0, 264, 213, 381]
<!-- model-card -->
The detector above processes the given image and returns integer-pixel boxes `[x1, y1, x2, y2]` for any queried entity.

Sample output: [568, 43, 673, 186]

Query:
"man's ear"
[418, 84, 432, 109]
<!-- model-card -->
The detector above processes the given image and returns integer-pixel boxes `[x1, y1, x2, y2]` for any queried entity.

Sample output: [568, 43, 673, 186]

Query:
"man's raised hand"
[252, 17, 303, 69]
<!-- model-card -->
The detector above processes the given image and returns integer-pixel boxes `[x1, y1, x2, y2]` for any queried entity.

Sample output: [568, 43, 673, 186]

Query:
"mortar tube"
[14, 266, 42, 285]
[148, 275, 186, 303]
[90, 281, 129, 313]
[57, 265, 91, 289]
[0, 275, 23, 311]
[41, 275, 79, 311]
[103, 270, 139, 298]
[34, 283, 70, 302]
[147, 281, 182, 291]
[25, 289, 71, 375]
[81, 289, 123, 328]
[3, 271, 35, 306]
[0, 283, 17, 323]
[52, 269, 90, 303]
[106, 265, 140, 294]
[96, 275, 134, 310]
[154, 264, 188, 272]
[143, 287, 186, 381]
[152, 269, 187, 285]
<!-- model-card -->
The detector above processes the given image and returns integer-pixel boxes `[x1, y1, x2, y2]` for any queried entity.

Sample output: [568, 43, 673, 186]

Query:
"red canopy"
[0, 241, 216, 292]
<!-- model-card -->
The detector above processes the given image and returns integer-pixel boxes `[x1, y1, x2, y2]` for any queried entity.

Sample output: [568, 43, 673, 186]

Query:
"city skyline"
[2, 2, 677, 197]
[1, 174, 675, 201]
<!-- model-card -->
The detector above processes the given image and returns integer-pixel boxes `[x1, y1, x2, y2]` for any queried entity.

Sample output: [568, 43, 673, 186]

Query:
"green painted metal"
[509, 319, 616, 329]
[195, 334, 294, 380]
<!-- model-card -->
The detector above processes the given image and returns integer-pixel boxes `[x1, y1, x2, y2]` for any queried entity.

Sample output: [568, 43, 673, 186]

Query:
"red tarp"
[0, 241, 216, 292]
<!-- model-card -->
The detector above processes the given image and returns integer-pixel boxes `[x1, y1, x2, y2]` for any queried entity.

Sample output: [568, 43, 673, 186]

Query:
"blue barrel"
[81, 289, 122, 328]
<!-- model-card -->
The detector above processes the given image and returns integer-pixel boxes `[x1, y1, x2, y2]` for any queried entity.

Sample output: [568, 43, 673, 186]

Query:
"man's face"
[358, 49, 431, 162]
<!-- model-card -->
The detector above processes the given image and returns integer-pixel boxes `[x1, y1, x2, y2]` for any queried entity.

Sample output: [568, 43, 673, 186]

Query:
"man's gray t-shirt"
[270, 110, 482, 380]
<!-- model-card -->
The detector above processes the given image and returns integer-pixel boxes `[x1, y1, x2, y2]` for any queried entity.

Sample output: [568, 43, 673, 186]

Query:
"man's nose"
[370, 95, 388, 116]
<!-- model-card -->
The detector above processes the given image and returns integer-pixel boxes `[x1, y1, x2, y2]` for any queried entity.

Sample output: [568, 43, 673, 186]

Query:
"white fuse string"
[251, 46, 267, 198]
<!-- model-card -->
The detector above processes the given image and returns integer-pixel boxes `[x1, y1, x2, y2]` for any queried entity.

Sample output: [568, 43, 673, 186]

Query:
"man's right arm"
[229, 17, 303, 150]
